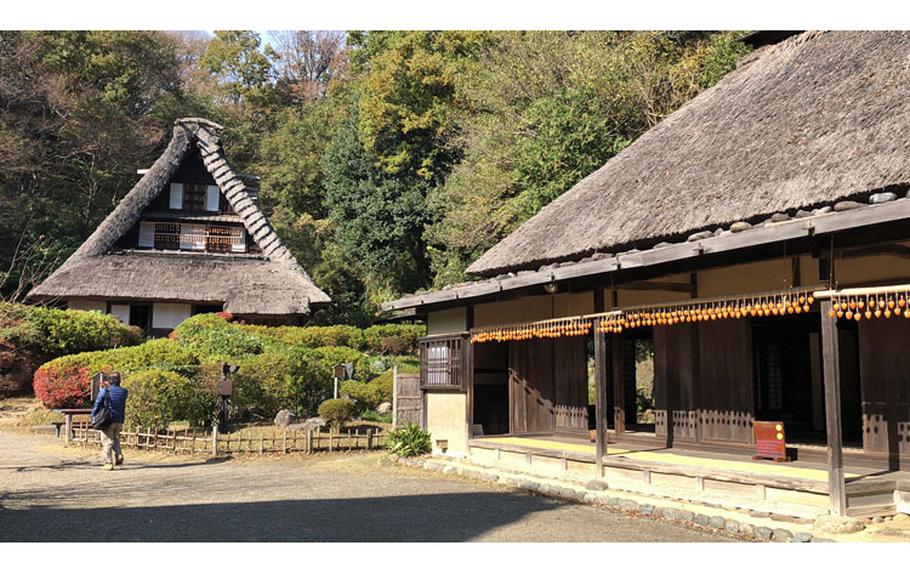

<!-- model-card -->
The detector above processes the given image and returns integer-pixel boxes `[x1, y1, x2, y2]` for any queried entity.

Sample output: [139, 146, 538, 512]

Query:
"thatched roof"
[468, 31, 910, 277]
[30, 251, 325, 315]
[28, 118, 330, 315]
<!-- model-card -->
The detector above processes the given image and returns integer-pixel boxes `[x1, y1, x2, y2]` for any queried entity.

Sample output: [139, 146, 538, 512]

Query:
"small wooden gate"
[393, 371, 423, 428]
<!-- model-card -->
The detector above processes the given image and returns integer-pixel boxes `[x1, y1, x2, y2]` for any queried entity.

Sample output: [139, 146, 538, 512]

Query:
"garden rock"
[302, 417, 327, 431]
[792, 532, 813, 543]
[375, 402, 392, 414]
[694, 514, 710, 526]
[584, 479, 609, 491]
[729, 221, 752, 233]
[273, 409, 297, 427]
[813, 515, 865, 534]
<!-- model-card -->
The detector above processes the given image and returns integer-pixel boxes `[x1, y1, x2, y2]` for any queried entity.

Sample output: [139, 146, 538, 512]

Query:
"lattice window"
[182, 183, 207, 211]
[154, 223, 180, 250]
[419, 334, 467, 390]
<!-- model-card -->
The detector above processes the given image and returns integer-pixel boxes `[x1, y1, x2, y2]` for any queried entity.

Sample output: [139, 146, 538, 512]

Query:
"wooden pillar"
[594, 322, 608, 478]
[820, 299, 847, 515]
[612, 335, 626, 434]
[64, 414, 73, 447]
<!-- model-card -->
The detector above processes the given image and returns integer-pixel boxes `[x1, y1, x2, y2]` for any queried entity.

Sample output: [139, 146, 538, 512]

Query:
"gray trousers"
[100, 422, 123, 464]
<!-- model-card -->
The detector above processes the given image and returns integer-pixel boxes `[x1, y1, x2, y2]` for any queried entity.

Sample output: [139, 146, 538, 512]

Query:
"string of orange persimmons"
[826, 293, 910, 321]
[470, 291, 817, 344]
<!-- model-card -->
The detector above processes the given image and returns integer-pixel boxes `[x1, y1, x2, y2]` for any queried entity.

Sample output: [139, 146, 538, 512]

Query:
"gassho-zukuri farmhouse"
[27, 118, 330, 334]
[382, 31, 910, 518]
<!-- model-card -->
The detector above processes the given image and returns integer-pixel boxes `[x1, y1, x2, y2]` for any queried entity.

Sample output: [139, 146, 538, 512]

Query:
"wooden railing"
[72, 423, 389, 455]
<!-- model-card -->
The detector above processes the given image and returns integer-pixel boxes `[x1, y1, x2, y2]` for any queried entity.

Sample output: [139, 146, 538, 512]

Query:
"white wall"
[152, 303, 191, 330]
[426, 307, 467, 335]
[68, 300, 106, 313]
[109, 304, 130, 324]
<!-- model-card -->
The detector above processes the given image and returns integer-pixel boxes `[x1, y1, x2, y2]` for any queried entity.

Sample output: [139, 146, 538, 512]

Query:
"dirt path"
[0, 430, 735, 542]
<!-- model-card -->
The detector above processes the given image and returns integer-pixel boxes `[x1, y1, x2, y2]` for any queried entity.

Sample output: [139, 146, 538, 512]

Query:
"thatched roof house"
[381, 33, 910, 507]
[28, 118, 330, 331]
[385, 31, 910, 311]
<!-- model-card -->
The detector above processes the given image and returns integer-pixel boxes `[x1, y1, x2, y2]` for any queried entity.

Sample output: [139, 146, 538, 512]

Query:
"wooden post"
[283, 430, 288, 454]
[212, 423, 218, 457]
[392, 366, 398, 429]
[64, 414, 73, 447]
[820, 299, 847, 516]
[367, 428, 373, 450]
[593, 320, 608, 479]
[306, 429, 313, 454]
[172, 430, 177, 453]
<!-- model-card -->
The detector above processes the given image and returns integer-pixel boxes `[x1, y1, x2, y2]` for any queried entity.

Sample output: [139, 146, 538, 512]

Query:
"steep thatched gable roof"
[28, 118, 330, 314]
[467, 31, 910, 277]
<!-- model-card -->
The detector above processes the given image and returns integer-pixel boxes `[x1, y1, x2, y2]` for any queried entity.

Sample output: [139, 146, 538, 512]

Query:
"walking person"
[92, 372, 128, 471]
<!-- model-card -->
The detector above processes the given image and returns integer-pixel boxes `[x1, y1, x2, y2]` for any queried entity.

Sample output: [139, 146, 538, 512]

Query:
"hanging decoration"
[816, 285, 910, 321]
[470, 315, 598, 344]
[601, 291, 815, 333]
[470, 287, 824, 343]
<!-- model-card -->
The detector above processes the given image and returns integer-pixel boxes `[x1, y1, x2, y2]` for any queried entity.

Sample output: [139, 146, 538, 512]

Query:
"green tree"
[322, 108, 432, 302]
[425, 31, 750, 286]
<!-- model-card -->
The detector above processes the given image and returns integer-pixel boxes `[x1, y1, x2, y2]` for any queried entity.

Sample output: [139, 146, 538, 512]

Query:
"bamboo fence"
[72, 422, 389, 456]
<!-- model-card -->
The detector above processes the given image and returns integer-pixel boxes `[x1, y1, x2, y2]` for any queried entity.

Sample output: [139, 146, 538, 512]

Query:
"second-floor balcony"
[139, 222, 247, 254]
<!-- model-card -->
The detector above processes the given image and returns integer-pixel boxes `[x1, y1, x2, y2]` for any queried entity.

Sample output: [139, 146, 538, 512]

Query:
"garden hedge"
[1, 302, 141, 397]
[32, 313, 426, 423]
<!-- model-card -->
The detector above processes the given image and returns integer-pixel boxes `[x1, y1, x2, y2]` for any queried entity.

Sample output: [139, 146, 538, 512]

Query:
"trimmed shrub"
[312, 345, 371, 380]
[33, 365, 90, 409]
[34, 339, 198, 408]
[172, 314, 263, 362]
[233, 347, 332, 419]
[318, 398, 355, 428]
[249, 324, 366, 351]
[362, 324, 425, 355]
[123, 370, 202, 431]
[0, 302, 141, 359]
[386, 423, 431, 457]
[1, 302, 141, 397]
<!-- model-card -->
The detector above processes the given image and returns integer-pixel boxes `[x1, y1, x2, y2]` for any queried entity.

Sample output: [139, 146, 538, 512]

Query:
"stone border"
[392, 455, 841, 542]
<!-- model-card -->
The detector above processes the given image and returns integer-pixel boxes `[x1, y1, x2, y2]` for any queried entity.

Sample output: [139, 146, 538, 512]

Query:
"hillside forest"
[0, 31, 751, 323]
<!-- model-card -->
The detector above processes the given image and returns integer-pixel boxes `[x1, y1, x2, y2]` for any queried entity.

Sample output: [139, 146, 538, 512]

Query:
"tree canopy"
[0, 30, 750, 321]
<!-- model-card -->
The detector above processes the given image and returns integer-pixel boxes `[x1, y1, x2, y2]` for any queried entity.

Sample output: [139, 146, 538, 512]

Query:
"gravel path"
[0, 431, 735, 542]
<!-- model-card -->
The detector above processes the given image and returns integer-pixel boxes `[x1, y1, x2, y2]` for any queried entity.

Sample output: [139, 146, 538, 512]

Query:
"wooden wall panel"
[654, 324, 700, 443]
[698, 319, 754, 444]
[553, 336, 589, 433]
[858, 318, 910, 462]
[508, 337, 587, 435]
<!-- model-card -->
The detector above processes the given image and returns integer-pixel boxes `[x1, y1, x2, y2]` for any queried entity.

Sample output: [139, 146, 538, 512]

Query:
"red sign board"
[753, 420, 788, 462]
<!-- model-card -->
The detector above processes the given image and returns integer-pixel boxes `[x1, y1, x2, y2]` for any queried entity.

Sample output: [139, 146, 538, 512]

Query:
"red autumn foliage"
[216, 311, 234, 321]
[33, 365, 91, 409]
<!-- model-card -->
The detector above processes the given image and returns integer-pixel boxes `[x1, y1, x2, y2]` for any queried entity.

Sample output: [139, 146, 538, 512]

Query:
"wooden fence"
[72, 423, 389, 456]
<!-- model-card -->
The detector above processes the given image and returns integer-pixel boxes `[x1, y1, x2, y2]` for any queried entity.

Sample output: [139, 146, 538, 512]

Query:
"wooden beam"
[383, 199, 910, 313]
[820, 299, 847, 515]
[615, 281, 694, 293]
[840, 243, 910, 259]
[593, 290, 607, 478]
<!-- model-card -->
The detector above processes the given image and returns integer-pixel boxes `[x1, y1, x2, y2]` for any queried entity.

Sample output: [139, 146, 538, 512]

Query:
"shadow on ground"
[0, 491, 565, 542]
